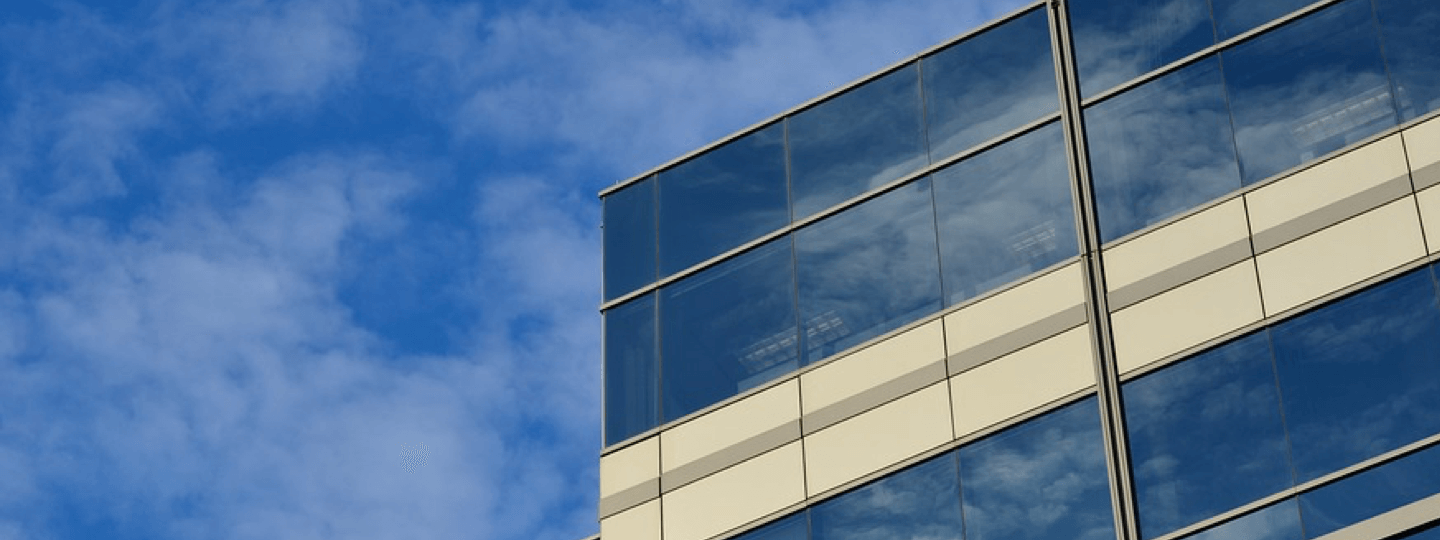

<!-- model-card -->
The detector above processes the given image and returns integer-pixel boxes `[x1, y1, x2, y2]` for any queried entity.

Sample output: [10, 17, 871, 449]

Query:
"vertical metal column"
[1045, 2, 1140, 540]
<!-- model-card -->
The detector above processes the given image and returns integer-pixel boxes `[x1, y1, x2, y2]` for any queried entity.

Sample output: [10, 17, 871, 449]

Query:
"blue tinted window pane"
[1210, 0, 1315, 40]
[796, 179, 942, 364]
[1181, 500, 1303, 540]
[923, 8, 1059, 159]
[1300, 443, 1440, 537]
[604, 295, 659, 444]
[1375, 0, 1440, 121]
[1085, 56, 1241, 242]
[1123, 333, 1293, 539]
[933, 122, 1077, 305]
[660, 239, 797, 422]
[790, 65, 927, 220]
[959, 397, 1116, 540]
[603, 178, 656, 300]
[1271, 268, 1440, 483]
[1223, 0, 1397, 184]
[811, 454, 963, 540]
[658, 122, 789, 276]
[1402, 524, 1440, 540]
[736, 512, 807, 540]
[1068, 0, 1215, 97]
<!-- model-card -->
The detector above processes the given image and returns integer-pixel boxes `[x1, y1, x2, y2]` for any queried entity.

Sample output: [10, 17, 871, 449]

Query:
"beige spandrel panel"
[1103, 198, 1252, 309]
[800, 319, 946, 433]
[950, 325, 1095, 439]
[1256, 198, 1426, 315]
[802, 382, 953, 497]
[600, 499, 660, 540]
[661, 379, 801, 492]
[599, 436, 660, 518]
[1406, 114, 1440, 189]
[1110, 261, 1264, 374]
[944, 263, 1087, 372]
[1416, 186, 1440, 254]
[1247, 135, 1411, 253]
[662, 442, 806, 540]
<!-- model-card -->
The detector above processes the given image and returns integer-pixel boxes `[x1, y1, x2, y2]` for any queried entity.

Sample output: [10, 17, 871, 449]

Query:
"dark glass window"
[1210, 0, 1316, 40]
[1123, 333, 1293, 539]
[1179, 500, 1304, 540]
[1067, 0, 1215, 97]
[932, 122, 1077, 305]
[1299, 443, 1440, 538]
[923, 8, 1059, 160]
[958, 397, 1116, 540]
[602, 178, 656, 301]
[658, 122, 789, 276]
[603, 294, 659, 445]
[736, 512, 808, 540]
[1222, 0, 1397, 184]
[1375, 0, 1440, 121]
[795, 179, 942, 364]
[1085, 56, 1242, 242]
[1270, 267, 1440, 483]
[660, 238, 798, 422]
[789, 64, 927, 220]
[810, 453, 964, 540]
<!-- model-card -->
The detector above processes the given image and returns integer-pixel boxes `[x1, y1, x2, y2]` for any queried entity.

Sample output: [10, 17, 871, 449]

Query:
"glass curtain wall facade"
[597, 2, 1440, 540]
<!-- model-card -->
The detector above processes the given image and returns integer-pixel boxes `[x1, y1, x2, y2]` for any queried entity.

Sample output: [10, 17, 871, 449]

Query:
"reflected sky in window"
[1270, 266, 1440, 483]
[658, 122, 789, 276]
[1181, 500, 1303, 540]
[1210, 0, 1314, 41]
[1375, 0, 1440, 121]
[1123, 332, 1292, 539]
[789, 65, 927, 220]
[810, 454, 964, 540]
[1222, 0, 1396, 184]
[602, 177, 656, 300]
[923, 8, 1058, 160]
[1300, 442, 1440, 538]
[1068, 0, 1215, 98]
[603, 294, 658, 445]
[795, 179, 942, 365]
[1085, 55, 1241, 242]
[959, 397, 1116, 540]
[659, 238, 798, 422]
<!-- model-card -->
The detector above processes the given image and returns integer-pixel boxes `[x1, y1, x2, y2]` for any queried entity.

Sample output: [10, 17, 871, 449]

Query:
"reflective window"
[933, 122, 1077, 305]
[659, 238, 798, 422]
[604, 294, 659, 444]
[1210, 0, 1316, 40]
[1085, 56, 1242, 242]
[959, 397, 1116, 540]
[1375, 0, 1440, 121]
[1123, 333, 1292, 539]
[1067, 0, 1215, 98]
[1299, 443, 1440, 538]
[1270, 267, 1440, 483]
[795, 180, 942, 364]
[603, 178, 656, 301]
[1180, 500, 1303, 540]
[811, 453, 964, 540]
[1222, 0, 1397, 184]
[923, 8, 1059, 160]
[789, 65, 927, 220]
[737, 512, 808, 540]
[658, 122, 789, 276]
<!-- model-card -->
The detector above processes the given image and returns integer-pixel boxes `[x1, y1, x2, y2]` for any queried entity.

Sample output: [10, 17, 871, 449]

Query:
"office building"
[596, 1, 1440, 540]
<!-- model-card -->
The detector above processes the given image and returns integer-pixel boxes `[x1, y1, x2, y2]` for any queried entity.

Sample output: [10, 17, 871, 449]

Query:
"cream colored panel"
[1406, 114, 1440, 184]
[1247, 135, 1409, 235]
[944, 263, 1085, 352]
[601, 436, 659, 498]
[1417, 186, 1440, 253]
[1256, 198, 1426, 315]
[600, 500, 660, 540]
[1104, 198, 1250, 292]
[663, 442, 806, 540]
[1111, 262, 1263, 374]
[803, 382, 952, 496]
[801, 319, 944, 416]
[950, 325, 1095, 438]
[662, 379, 800, 474]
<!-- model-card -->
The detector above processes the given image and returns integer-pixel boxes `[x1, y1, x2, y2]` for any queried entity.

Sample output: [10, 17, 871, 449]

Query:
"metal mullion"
[1048, 2, 1140, 540]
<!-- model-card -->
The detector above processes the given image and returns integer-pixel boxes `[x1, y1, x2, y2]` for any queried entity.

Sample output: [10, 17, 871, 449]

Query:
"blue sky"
[0, 0, 1028, 538]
